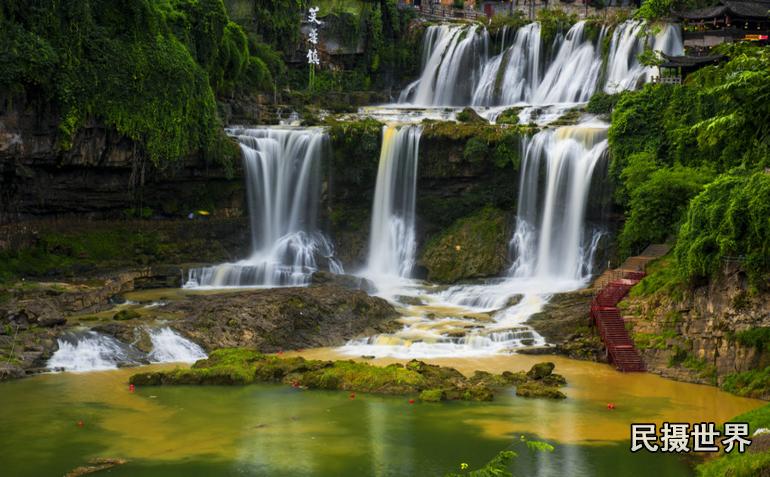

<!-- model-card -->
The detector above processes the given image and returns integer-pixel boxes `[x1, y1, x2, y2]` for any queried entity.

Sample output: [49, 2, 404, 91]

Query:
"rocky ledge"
[164, 284, 399, 352]
[130, 349, 568, 401]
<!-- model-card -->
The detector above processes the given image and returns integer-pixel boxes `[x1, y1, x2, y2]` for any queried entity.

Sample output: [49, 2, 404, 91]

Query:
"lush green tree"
[675, 172, 770, 288]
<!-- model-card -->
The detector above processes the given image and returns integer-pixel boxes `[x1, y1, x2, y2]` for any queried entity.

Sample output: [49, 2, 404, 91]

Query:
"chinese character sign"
[307, 6, 321, 66]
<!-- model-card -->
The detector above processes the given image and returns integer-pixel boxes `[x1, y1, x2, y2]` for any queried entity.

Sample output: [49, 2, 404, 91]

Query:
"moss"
[733, 328, 770, 351]
[419, 388, 446, 402]
[1, 0, 252, 169]
[421, 207, 510, 283]
[515, 382, 566, 400]
[722, 367, 770, 399]
[586, 92, 622, 115]
[131, 350, 567, 402]
[495, 107, 524, 125]
[113, 309, 141, 321]
[456, 107, 486, 124]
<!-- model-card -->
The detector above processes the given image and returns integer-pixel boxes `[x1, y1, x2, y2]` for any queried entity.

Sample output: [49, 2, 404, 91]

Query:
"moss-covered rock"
[515, 381, 567, 399]
[527, 362, 555, 380]
[129, 350, 565, 402]
[419, 388, 445, 402]
[456, 107, 486, 124]
[421, 207, 510, 283]
[113, 309, 140, 321]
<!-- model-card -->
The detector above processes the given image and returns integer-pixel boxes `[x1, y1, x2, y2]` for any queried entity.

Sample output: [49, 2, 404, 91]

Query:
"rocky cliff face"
[626, 264, 770, 394]
[0, 93, 243, 221]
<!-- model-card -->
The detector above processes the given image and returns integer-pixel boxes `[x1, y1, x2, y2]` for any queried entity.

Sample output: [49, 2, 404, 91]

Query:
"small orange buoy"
[129, 384, 135, 393]
[76, 420, 84, 428]
[408, 399, 415, 404]
[607, 403, 615, 410]
[350, 393, 356, 399]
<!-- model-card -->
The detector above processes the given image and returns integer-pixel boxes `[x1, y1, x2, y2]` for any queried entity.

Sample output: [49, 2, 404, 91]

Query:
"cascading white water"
[399, 25, 489, 106]
[509, 125, 608, 283]
[186, 127, 342, 288]
[604, 20, 684, 93]
[364, 125, 422, 281]
[473, 22, 542, 106]
[147, 327, 207, 363]
[47, 331, 144, 372]
[400, 20, 683, 107]
[530, 22, 606, 104]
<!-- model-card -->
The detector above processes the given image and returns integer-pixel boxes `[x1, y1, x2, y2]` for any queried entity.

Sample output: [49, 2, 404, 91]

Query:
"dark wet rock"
[37, 316, 67, 327]
[309, 271, 375, 293]
[0, 362, 25, 381]
[525, 289, 606, 362]
[168, 285, 400, 352]
[517, 345, 556, 355]
[394, 295, 426, 306]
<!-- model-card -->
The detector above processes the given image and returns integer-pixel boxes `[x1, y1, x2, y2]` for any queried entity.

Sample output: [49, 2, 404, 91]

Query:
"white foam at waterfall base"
[47, 331, 143, 372]
[344, 119, 609, 358]
[340, 295, 547, 359]
[185, 127, 343, 288]
[148, 327, 207, 363]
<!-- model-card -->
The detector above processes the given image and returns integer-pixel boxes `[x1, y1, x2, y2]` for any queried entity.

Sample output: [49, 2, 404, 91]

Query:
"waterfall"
[473, 22, 542, 106]
[147, 328, 207, 363]
[399, 24, 489, 106]
[47, 331, 145, 372]
[186, 127, 342, 288]
[604, 20, 684, 93]
[510, 125, 608, 282]
[401, 20, 683, 107]
[364, 125, 422, 280]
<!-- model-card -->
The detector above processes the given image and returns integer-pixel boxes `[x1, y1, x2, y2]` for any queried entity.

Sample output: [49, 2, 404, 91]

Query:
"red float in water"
[129, 384, 135, 393]
[76, 420, 84, 428]
[350, 393, 356, 399]
[607, 403, 616, 410]
[408, 399, 415, 404]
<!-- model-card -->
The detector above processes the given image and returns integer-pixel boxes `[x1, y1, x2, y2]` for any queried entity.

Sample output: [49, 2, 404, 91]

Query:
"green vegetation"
[722, 368, 770, 399]
[445, 451, 517, 477]
[130, 349, 566, 402]
[675, 172, 770, 288]
[0, 221, 235, 283]
[421, 207, 510, 283]
[586, 92, 622, 115]
[0, 0, 259, 168]
[537, 9, 577, 52]
[697, 404, 770, 476]
[733, 328, 770, 352]
[609, 44, 770, 286]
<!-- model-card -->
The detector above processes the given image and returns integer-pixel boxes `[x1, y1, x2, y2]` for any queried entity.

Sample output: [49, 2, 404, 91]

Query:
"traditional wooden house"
[676, 0, 770, 47]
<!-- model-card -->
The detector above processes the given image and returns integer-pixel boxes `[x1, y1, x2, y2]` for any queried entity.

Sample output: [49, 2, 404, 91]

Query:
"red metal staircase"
[590, 270, 646, 372]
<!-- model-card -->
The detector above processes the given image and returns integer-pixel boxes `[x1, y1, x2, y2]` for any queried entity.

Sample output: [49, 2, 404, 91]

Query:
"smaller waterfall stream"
[47, 331, 144, 372]
[186, 127, 342, 288]
[148, 327, 207, 363]
[343, 119, 609, 359]
[47, 328, 207, 372]
[364, 125, 422, 282]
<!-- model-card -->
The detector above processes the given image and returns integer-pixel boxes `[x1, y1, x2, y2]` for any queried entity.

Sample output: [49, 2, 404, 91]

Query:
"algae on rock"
[421, 207, 511, 283]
